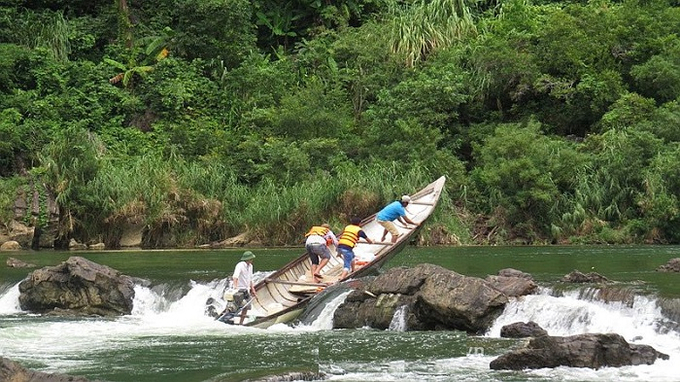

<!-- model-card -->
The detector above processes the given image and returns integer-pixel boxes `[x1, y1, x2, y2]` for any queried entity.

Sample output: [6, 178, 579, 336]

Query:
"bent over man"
[336, 217, 373, 280]
[305, 223, 338, 283]
[376, 195, 419, 243]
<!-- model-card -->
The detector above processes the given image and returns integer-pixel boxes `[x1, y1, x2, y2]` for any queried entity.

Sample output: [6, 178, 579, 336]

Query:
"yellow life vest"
[305, 225, 329, 238]
[338, 224, 361, 248]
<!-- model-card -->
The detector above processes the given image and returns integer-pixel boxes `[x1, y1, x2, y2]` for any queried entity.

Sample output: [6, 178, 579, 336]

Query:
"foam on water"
[0, 283, 21, 314]
[0, 278, 257, 369]
[284, 290, 351, 332]
[388, 305, 409, 331]
[484, 287, 679, 381]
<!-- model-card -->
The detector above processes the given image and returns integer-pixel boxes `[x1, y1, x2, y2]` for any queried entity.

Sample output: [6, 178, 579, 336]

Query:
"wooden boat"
[219, 176, 446, 328]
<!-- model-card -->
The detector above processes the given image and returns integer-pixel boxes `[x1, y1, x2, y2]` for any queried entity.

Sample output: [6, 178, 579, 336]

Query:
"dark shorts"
[234, 289, 251, 308]
[306, 243, 331, 265]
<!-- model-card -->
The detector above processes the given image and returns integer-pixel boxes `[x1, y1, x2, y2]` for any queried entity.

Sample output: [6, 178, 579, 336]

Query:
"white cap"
[401, 195, 411, 203]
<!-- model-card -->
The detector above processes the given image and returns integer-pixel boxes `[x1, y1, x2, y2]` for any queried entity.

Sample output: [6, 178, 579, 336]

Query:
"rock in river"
[490, 333, 669, 370]
[333, 263, 510, 333]
[18, 256, 142, 316]
[1, 356, 98, 382]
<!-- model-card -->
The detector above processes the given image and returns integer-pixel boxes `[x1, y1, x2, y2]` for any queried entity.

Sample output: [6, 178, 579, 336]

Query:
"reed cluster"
[48, 152, 459, 247]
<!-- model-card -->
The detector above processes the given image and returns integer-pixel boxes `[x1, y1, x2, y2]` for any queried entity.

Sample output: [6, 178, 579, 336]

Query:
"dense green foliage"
[1, 0, 679, 247]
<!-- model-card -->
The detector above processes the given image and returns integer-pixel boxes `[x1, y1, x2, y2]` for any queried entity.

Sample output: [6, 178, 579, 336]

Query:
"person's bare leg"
[381, 229, 388, 242]
[316, 257, 329, 277]
[238, 306, 249, 325]
[391, 233, 401, 243]
[310, 263, 318, 280]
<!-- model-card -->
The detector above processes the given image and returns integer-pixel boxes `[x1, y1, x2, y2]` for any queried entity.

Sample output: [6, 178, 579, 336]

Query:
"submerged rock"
[497, 268, 533, 280]
[246, 371, 327, 381]
[490, 333, 669, 370]
[657, 258, 680, 272]
[1, 356, 97, 382]
[561, 270, 609, 283]
[18, 256, 139, 316]
[6, 256, 36, 268]
[485, 274, 537, 297]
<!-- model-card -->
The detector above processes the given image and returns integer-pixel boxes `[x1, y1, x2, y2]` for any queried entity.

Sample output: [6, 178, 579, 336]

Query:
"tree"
[470, 121, 585, 240]
[104, 27, 172, 88]
[630, 37, 680, 104]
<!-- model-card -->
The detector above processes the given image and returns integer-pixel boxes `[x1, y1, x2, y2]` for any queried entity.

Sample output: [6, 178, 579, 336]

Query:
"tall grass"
[60, 152, 466, 247]
[390, 0, 476, 67]
[224, 163, 458, 245]
[11, 10, 71, 62]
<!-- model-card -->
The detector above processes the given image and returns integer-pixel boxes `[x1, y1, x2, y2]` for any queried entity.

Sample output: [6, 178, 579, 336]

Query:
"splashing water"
[285, 290, 352, 332]
[0, 283, 21, 314]
[388, 305, 408, 331]
[484, 287, 679, 381]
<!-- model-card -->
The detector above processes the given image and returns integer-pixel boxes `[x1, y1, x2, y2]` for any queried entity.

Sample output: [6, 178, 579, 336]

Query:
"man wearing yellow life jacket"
[337, 217, 373, 280]
[305, 223, 338, 283]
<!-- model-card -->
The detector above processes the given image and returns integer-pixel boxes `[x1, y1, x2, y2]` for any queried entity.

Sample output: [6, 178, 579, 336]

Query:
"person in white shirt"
[232, 251, 257, 324]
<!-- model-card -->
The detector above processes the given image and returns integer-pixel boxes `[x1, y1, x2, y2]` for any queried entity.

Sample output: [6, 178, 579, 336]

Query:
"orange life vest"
[338, 224, 362, 248]
[305, 225, 329, 238]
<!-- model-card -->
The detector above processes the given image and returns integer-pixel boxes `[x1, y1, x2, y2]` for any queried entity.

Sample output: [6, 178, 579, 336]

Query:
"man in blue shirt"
[376, 195, 419, 243]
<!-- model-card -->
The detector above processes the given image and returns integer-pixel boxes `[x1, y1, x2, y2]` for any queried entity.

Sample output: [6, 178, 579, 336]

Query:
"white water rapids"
[1, 280, 678, 381]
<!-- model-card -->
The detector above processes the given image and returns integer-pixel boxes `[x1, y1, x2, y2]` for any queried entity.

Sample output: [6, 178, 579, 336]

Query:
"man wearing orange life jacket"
[305, 223, 338, 283]
[337, 217, 373, 280]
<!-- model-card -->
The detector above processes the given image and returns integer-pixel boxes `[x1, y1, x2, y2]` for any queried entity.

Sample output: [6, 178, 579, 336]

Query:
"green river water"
[1, 245, 679, 381]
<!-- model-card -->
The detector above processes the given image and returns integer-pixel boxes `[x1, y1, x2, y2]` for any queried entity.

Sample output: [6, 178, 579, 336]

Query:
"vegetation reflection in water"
[74, 330, 473, 382]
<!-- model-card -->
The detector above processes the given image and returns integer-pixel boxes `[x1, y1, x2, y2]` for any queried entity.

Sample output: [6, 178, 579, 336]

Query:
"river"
[1, 245, 679, 381]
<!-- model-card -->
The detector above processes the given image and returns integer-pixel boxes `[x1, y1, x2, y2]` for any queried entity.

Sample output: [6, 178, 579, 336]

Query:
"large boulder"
[490, 333, 669, 370]
[1, 357, 96, 382]
[18, 256, 138, 316]
[333, 264, 509, 333]
[1, 240, 22, 251]
[7, 220, 34, 249]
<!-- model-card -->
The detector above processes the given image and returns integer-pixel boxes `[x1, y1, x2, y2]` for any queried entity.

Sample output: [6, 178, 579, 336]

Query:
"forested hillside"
[1, 0, 679, 248]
